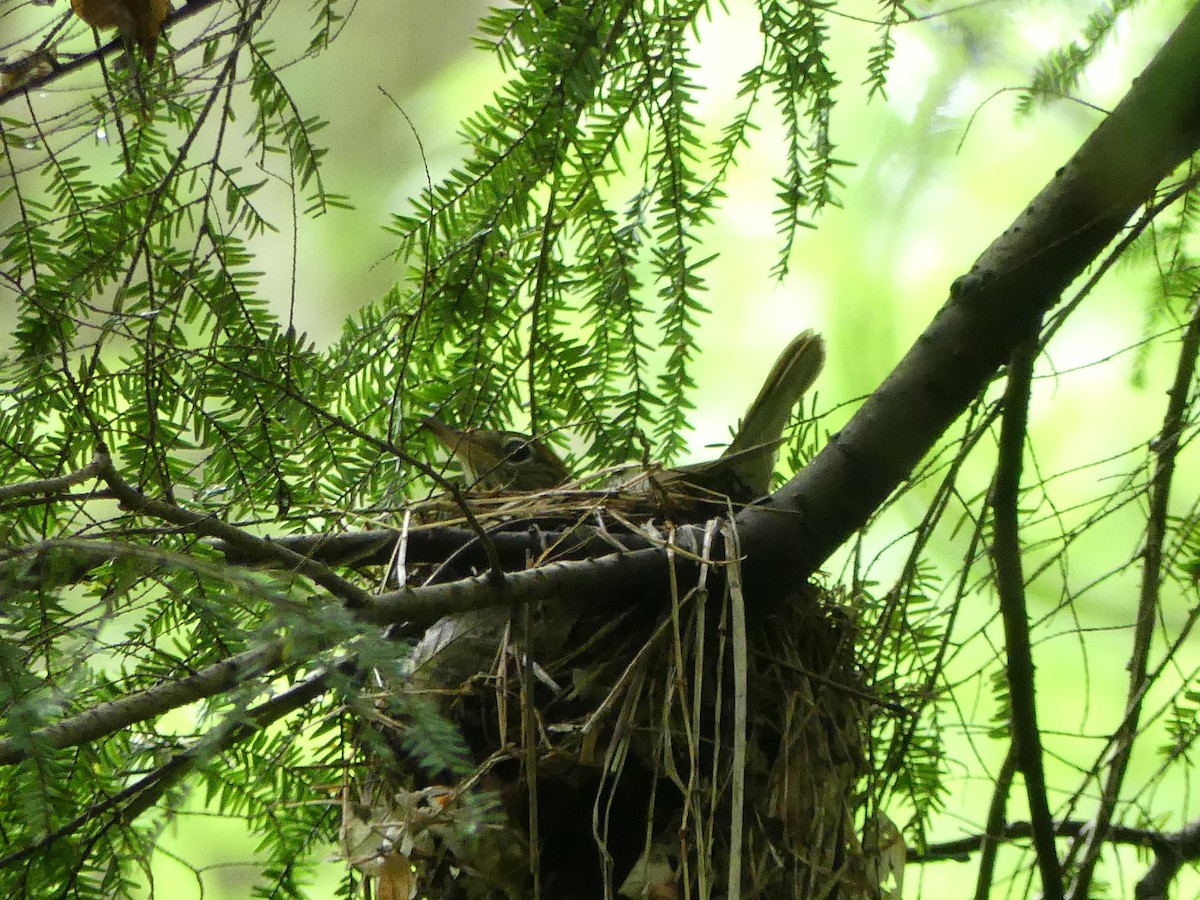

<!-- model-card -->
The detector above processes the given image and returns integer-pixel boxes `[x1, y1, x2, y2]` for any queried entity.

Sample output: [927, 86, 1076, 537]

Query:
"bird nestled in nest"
[425, 329, 825, 517]
[349, 330, 829, 898]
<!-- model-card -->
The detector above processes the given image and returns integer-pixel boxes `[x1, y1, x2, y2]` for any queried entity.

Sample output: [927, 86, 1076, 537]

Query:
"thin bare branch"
[991, 329, 1062, 899]
[973, 744, 1017, 900]
[1065, 292, 1200, 899]
[0, 641, 284, 766]
[0, 454, 106, 502]
[0, 660, 336, 868]
[91, 444, 375, 610]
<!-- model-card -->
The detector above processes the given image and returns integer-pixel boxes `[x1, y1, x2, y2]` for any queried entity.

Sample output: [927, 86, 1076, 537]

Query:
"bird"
[425, 329, 825, 506]
[630, 328, 825, 504]
[397, 332, 826, 893]
[71, 0, 169, 64]
[422, 417, 572, 492]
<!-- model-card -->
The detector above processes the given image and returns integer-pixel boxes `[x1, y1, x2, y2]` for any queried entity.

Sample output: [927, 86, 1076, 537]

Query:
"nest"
[340, 488, 903, 899]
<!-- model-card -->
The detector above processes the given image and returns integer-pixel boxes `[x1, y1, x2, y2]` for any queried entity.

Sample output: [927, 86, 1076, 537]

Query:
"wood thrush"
[425, 329, 825, 504]
[423, 418, 571, 491]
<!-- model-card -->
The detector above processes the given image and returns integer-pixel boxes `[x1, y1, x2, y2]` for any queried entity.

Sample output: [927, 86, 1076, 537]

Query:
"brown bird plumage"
[426, 329, 825, 506]
[72, 0, 169, 63]
[423, 417, 571, 492]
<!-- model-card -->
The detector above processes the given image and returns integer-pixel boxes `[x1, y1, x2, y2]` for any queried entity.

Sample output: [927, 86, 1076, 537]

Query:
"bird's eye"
[502, 437, 535, 464]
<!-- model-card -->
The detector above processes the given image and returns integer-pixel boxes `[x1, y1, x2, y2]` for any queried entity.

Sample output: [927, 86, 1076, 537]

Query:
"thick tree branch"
[739, 4, 1200, 585]
[1134, 817, 1200, 900]
[0, 529, 682, 766]
[0, 521, 654, 592]
[918, 818, 1163, 862]
[218, 523, 654, 572]
[364, 541, 675, 628]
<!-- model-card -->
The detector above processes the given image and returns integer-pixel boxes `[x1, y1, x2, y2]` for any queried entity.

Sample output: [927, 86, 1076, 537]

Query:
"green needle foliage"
[0, 1, 870, 892]
[4, 0, 1200, 898]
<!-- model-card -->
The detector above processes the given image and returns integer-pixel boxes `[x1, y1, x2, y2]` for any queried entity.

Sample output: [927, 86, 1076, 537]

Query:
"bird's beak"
[423, 416, 466, 452]
[424, 416, 495, 485]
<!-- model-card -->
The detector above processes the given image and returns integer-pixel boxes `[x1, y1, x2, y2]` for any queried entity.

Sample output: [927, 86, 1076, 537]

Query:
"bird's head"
[424, 417, 570, 491]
